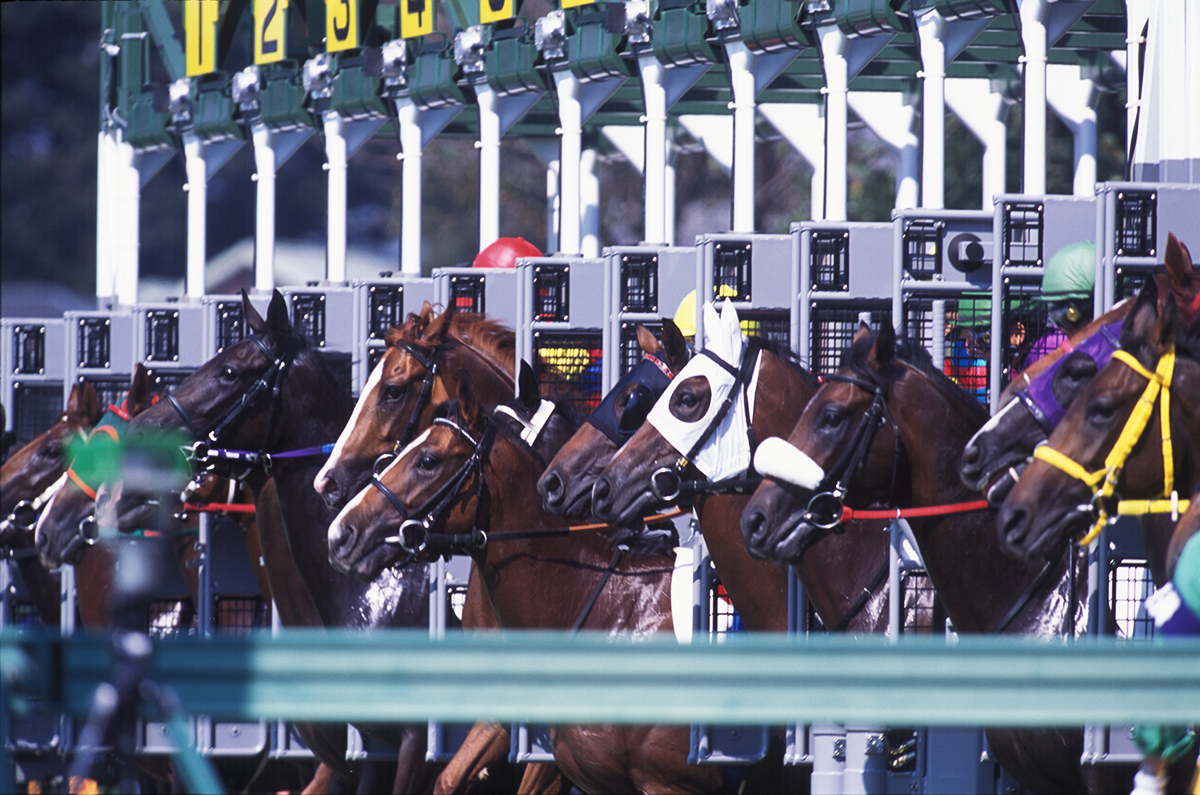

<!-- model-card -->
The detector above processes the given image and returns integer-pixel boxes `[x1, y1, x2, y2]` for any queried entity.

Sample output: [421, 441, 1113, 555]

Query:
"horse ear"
[1121, 276, 1167, 350]
[871, 322, 896, 367]
[128, 363, 152, 412]
[68, 380, 102, 424]
[243, 289, 267, 335]
[1164, 232, 1200, 322]
[266, 289, 291, 334]
[455, 368, 482, 428]
[426, 304, 455, 344]
[660, 319, 689, 371]
[517, 360, 540, 409]
[851, 321, 872, 346]
[637, 324, 659, 355]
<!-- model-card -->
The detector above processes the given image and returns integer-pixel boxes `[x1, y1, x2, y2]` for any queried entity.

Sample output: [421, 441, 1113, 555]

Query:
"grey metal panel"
[280, 285, 357, 352]
[199, 293, 273, 360]
[433, 267, 521, 332]
[62, 309, 136, 407]
[352, 275, 437, 391]
[132, 303, 207, 369]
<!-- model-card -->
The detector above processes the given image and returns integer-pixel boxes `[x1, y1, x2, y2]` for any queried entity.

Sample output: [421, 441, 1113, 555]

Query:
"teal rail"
[5, 630, 1198, 727]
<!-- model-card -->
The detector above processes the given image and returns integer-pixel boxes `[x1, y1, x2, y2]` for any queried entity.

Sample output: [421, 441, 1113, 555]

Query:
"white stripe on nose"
[753, 437, 825, 490]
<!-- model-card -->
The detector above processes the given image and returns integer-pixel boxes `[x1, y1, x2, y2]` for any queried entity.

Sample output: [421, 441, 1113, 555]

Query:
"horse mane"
[385, 311, 516, 383]
[844, 330, 990, 424]
[269, 327, 354, 413]
[746, 335, 821, 389]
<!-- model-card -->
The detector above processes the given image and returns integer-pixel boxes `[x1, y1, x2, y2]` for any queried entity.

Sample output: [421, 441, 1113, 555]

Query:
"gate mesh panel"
[450, 275, 487, 314]
[368, 285, 405, 339]
[810, 230, 850, 292]
[619, 254, 658, 313]
[1002, 201, 1044, 267]
[901, 570, 940, 634]
[712, 241, 752, 302]
[12, 383, 63, 446]
[619, 321, 662, 379]
[1114, 191, 1156, 257]
[1110, 560, 1154, 640]
[533, 266, 570, 322]
[89, 377, 131, 411]
[216, 596, 267, 635]
[12, 325, 46, 374]
[809, 301, 892, 377]
[147, 598, 197, 638]
[903, 220, 943, 279]
[533, 329, 603, 414]
[1115, 267, 1151, 302]
[740, 308, 790, 348]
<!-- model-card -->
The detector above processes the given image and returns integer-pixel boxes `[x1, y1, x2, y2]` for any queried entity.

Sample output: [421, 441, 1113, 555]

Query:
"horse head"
[1, 381, 102, 548]
[741, 322, 907, 562]
[961, 232, 1198, 504]
[538, 320, 688, 519]
[329, 373, 495, 582]
[998, 276, 1200, 560]
[34, 365, 153, 568]
[314, 302, 515, 511]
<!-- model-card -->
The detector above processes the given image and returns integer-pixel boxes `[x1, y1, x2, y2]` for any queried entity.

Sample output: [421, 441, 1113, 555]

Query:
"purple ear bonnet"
[1020, 321, 1123, 430]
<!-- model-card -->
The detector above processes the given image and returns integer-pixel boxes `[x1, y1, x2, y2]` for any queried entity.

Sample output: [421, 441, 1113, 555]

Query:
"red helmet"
[472, 237, 542, 269]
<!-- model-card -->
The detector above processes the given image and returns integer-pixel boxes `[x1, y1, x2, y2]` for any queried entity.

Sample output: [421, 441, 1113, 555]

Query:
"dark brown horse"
[537, 322, 690, 520]
[999, 276, 1200, 569]
[738, 321, 1136, 794]
[329, 373, 758, 795]
[118, 291, 428, 793]
[960, 233, 1200, 507]
[588, 302, 895, 634]
[1, 380, 103, 626]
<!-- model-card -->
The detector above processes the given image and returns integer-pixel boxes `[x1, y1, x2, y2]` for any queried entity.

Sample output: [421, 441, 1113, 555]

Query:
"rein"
[1032, 347, 1178, 546]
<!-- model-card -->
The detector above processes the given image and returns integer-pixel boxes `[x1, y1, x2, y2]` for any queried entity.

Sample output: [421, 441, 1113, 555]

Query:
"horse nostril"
[541, 471, 564, 503]
[961, 443, 979, 467]
[591, 478, 611, 511]
[999, 505, 1029, 549]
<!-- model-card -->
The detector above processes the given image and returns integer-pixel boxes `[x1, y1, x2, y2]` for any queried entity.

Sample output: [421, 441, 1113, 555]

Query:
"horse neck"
[891, 367, 1072, 635]
[750, 350, 818, 442]
[475, 436, 671, 632]
[15, 541, 62, 626]
[792, 520, 891, 633]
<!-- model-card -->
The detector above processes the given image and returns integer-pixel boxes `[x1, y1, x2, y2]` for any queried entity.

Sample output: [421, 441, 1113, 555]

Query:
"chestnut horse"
[328, 374, 783, 795]
[999, 277, 1200, 568]
[737, 321, 1138, 794]
[1, 380, 103, 625]
[589, 302, 897, 634]
[960, 233, 1199, 508]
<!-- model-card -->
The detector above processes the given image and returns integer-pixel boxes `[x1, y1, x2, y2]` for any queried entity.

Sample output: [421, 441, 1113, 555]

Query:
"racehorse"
[998, 277, 1200, 567]
[118, 290, 428, 793]
[738, 321, 1133, 795]
[588, 302, 897, 634]
[315, 303, 518, 511]
[960, 233, 1200, 508]
[1, 380, 103, 625]
[309, 303, 576, 794]
[328, 373, 782, 795]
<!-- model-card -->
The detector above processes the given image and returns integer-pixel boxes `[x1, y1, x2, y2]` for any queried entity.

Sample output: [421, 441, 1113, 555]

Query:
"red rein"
[839, 499, 991, 523]
[182, 502, 257, 514]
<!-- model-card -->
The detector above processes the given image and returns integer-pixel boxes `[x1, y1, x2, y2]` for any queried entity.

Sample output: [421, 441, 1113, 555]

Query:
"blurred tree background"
[2, 2, 1125, 301]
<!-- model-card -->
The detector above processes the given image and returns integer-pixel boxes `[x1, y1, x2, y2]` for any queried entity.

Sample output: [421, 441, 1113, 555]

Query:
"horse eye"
[415, 453, 439, 471]
[220, 366, 238, 381]
[1087, 398, 1118, 423]
[382, 384, 405, 402]
[820, 409, 844, 429]
[676, 392, 699, 410]
[40, 444, 63, 459]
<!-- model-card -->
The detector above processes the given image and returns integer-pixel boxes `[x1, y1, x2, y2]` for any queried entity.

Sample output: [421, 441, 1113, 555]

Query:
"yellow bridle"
[1032, 348, 1187, 546]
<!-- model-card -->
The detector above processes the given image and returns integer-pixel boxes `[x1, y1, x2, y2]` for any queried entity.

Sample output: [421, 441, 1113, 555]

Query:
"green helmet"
[1040, 241, 1096, 302]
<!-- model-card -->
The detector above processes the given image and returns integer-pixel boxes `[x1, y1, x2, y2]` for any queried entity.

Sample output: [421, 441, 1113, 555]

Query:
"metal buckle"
[10, 501, 39, 530]
[804, 492, 845, 531]
[373, 453, 396, 475]
[79, 516, 100, 545]
[650, 467, 682, 503]
[398, 519, 428, 553]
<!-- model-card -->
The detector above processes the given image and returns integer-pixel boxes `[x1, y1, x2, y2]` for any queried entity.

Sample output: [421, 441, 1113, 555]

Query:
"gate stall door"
[280, 286, 357, 398]
[2, 318, 66, 449]
[516, 256, 606, 415]
[352, 275, 437, 390]
[694, 233, 793, 352]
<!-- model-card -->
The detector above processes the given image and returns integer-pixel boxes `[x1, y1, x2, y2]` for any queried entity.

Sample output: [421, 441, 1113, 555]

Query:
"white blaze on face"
[753, 437, 825, 490]
[964, 397, 1021, 452]
[32, 473, 69, 555]
[315, 353, 388, 492]
[328, 428, 432, 548]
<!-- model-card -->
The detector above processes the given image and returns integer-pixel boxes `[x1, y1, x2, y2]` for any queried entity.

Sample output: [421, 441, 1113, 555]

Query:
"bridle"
[371, 416, 497, 558]
[1013, 320, 1122, 435]
[172, 333, 297, 470]
[391, 339, 442, 450]
[799, 372, 901, 531]
[648, 347, 760, 503]
[1032, 346, 1179, 546]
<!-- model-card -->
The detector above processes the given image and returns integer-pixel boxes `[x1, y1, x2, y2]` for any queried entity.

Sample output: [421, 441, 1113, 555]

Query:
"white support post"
[1046, 64, 1098, 196]
[665, 141, 677, 246]
[525, 136, 561, 254]
[396, 98, 424, 275]
[946, 78, 1009, 209]
[323, 110, 348, 283]
[183, 131, 208, 299]
[553, 70, 583, 254]
[638, 53, 669, 244]
[96, 131, 115, 305]
[476, 84, 502, 251]
[918, 9, 946, 209]
[760, 104, 827, 220]
[725, 41, 757, 232]
[819, 26, 848, 221]
[1018, 0, 1048, 194]
[251, 123, 277, 291]
[847, 92, 919, 210]
[581, 148, 600, 258]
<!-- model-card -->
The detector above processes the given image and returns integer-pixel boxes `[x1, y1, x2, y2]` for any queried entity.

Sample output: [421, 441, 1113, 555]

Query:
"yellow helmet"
[672, 287, 758, 338]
